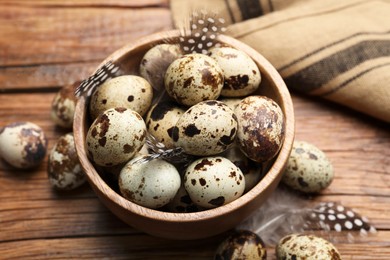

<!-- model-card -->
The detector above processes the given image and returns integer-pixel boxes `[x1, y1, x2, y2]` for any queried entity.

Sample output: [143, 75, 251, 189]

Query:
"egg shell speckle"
[282, 140, 334, 193]
[184, 156, 245, 209]
[86, 108, 146, 167]
[215, 230, 267, 260]
[145, 101, 185, 149]
[50, 81, 79, 129]
[235, 95, 285, 163]
[164, 53, 224, 106]
[0, 122, 47, 169]
[209, 47, 261, 97]
[172, 100, 238, 156]
[89, 75, 153, 120]
[140, 43, 182, 90]
[165, 184, 203, 213]
[48, 133, 86, 190]
[276, 234, 341, 260]
[119, 156, 181, 209]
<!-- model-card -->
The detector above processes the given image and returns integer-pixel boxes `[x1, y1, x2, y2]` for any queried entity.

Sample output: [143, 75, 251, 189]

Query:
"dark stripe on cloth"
[322, 62, 390, 96]
[236, 0, 263, 20]
[224, 0, 236, 23]
[284, 40, 390, 93]
[279, 30, 390, 72]
[268, 0, 274, 12]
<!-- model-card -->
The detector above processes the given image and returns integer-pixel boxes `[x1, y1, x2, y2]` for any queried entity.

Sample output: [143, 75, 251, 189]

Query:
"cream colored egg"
[0, 122, 47, 169]
[145, 101, 185, 149]
[164, 53, 224, 106]
[282, 140, 334, 193]
[184, 156, 245, 209]
[89, 75, 153, 120]
[166, 184, 203, 213]
[172, 100, 238, 156]
[50, 81, 79, 129]
[48, 133, 86, 190]
[235, 96, 285, 163]
[276, 234, 341, 259]
[119, 156, 181, 209]
[209, 47, 261, 97]
[86, 108, 146, 167]
[140, 43, 182, 90]
[219, 98, 241, 111]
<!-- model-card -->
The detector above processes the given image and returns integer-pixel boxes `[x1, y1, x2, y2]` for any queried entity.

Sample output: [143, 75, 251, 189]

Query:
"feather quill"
[238, 187, 376, 245]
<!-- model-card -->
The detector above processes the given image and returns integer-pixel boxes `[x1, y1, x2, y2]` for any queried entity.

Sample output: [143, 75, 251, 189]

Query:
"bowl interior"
[73, 30, 294, 239]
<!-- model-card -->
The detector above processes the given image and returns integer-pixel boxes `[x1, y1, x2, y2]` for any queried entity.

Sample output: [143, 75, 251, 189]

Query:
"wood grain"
[0, 1, 389, 259]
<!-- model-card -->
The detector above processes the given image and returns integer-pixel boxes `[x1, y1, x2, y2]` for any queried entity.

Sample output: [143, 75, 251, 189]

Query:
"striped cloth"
[171, 0, 390, 122]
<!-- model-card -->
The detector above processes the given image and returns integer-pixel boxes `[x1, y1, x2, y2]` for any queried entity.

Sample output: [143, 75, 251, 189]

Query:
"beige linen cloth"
[171, 0, 390, 122]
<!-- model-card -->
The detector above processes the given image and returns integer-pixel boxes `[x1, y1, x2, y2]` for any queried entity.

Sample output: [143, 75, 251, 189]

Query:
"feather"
[75, 60, 122, 98]
[238, 187, 376, 245]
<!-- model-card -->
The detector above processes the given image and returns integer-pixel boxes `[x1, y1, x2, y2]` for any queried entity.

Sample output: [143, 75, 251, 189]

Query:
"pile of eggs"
[85, 44, 286, 211]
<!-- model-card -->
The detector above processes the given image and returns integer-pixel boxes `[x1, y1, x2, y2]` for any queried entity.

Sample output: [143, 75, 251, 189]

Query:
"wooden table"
[1, 1, 389, 259]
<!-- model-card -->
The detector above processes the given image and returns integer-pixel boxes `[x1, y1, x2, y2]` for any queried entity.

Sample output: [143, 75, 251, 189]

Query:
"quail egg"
[184, 156, 245, 209]
[145, 101, 185, 149]
[89, 75, 153, 120]
[276, 234, 341, 259]
[50, 81, 79, 129]
[235, 96, 285, 163]
[0, 122, 47, 169]
[210, 47, 261, 97]
[166, 184, 203, 213]
[164, 53, 224, 106]
[140, 43, 182, 90]
[119, 156, 181, 209]
[282, 140, 334, 193]
[215, 230, 267, 260]
[172, 100, 238, 156]
[86, 108, 146, 167]
[48, 133, 86, 190]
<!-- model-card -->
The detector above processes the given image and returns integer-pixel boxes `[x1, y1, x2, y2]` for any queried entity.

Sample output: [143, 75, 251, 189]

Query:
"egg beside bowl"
[73, 31, 294, 239]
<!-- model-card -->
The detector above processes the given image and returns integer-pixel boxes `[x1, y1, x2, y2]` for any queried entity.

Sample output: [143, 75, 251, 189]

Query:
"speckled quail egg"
[86, 107, 146, 167]
[276, 234, 341, 259]
[214, 230, 267, 260]
[119, 156, 181, 209]
[164, 53, 224, 106]
[223, 145, 263, 192]
[209, 47, 261, 97]
[89, 75, 153, 120]
[171, 100, 238, 156]
[235, 96, 285, 163]
[166, 184, 203, 213]
[51, 81, 79, 129]
[145, 101, 185, 149]
[48, 133, 86, 190]
[282, 140, 334, 193]
[0, 122, 47, 169]
[140, 44, 182, 90]
[184, 156, 245, 209]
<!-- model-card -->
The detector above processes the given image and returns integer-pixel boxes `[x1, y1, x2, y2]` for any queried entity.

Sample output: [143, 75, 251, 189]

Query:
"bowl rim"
[74, 30, 295, 224]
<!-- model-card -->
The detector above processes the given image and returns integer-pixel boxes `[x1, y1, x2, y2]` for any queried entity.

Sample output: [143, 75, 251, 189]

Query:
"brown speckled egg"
[51, 81, 79, 129]
[276, 234, 341, 260]
[172, 100, 238, 156]
[145, 101, 185, 149]
[119, 156, 181, 209]
[235, 96, 285, 163]
[48, 133, 86, 190]
[140, 44, 182, 90]
[166, 184, 204, 213]
[89, 75, 153, 120]
[86, 108, 146, 167]
[210, 47, 261, 97]
[184, 156, 245, 209]
[223, 146, 264, 192]
[164, 53, 224, 106]
[215, 230, 267, 260]
[0, 122, 47, 169]
[282, 141, 334, 193]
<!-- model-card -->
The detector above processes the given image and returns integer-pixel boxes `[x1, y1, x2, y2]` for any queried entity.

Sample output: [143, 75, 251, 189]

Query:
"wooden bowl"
[73, 30, 294, 240]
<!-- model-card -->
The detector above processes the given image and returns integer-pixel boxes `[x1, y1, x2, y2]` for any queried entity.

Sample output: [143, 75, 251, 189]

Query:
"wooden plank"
[0, 6, 172, 67]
